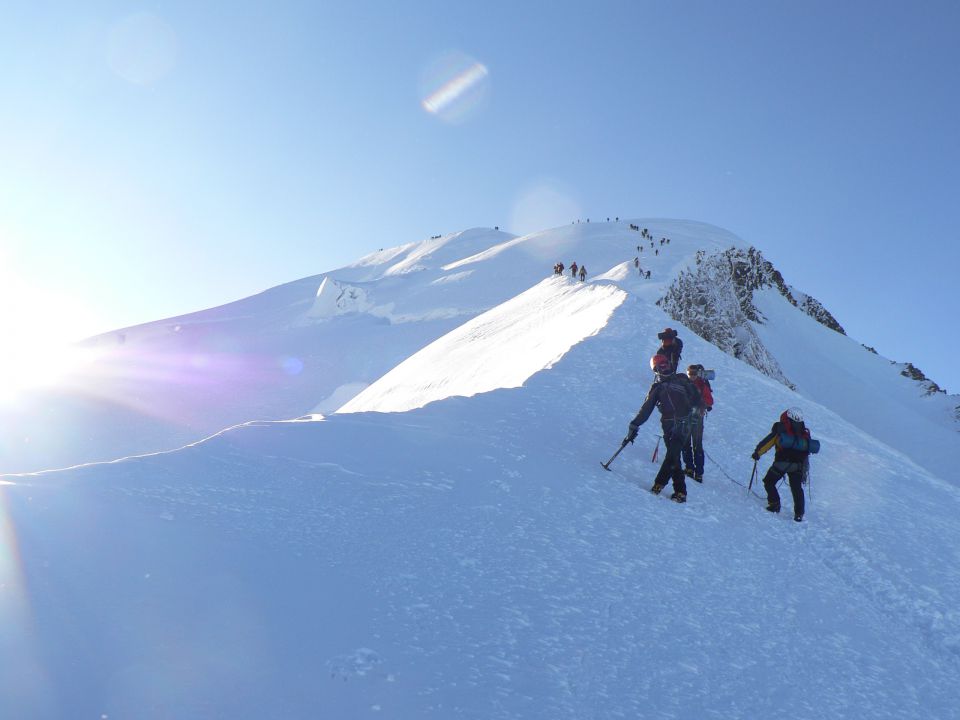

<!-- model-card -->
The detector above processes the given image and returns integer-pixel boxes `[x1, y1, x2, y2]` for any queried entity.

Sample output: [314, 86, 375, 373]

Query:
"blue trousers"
[681, 413, 705, 474]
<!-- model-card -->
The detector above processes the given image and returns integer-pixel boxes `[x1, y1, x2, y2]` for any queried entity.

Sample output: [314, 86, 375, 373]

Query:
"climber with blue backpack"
[751, 408, 821, 522]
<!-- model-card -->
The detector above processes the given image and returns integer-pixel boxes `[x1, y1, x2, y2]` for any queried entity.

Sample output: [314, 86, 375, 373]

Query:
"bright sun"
[0, 341, 93, 403]
[0, 263, 103, 403]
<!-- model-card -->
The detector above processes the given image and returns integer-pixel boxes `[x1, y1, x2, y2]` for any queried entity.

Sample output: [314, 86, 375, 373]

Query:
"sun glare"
[0, 262, 103, 403]
[0, 342, 97, 403]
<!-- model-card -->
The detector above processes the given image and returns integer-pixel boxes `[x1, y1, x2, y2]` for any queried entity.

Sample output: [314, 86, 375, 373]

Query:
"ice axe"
[600, 440, 629, 471]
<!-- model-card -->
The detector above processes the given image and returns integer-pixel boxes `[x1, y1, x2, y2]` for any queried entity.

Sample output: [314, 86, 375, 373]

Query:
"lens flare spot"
[420, 52, 490, 123]
[0, 489, 44, 700]
[280, 357, 304, 376]
[106, 12, 178, 85]
[510, 180, 582, 238]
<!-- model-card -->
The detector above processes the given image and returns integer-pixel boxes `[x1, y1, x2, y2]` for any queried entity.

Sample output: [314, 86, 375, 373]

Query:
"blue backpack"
[777, 432, 820, 454]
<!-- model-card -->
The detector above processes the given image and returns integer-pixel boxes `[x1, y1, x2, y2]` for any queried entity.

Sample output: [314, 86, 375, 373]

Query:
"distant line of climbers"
[552, 225, 682, 282]
[552, 262, 587, 281]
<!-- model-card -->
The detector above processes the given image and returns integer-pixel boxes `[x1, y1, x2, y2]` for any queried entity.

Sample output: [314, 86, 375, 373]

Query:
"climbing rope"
[704, 448, 765, 499]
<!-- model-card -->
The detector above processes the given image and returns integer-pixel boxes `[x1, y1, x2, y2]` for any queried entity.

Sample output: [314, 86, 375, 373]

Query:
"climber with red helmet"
[622, 353, 703, 503]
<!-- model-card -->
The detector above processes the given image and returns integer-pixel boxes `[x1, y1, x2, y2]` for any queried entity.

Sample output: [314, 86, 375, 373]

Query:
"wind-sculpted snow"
[4, 294, 959, 719]
[336, 276, 626, 414]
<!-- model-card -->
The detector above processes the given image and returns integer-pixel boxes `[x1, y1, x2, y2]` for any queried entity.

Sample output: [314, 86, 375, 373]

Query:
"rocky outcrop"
[658, 245, 953, 404]
[658, 247, 797, 388]
[658, 246, 849, 388]
[792, 291, 846, 335]
[897, 362, 944, 395]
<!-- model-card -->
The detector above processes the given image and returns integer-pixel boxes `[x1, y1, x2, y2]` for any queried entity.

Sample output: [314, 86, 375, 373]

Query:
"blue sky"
[1, 1, 958, 392]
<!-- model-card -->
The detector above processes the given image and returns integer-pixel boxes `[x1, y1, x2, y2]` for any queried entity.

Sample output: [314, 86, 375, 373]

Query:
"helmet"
[785, 407, 803, 423]
[650, 354, 673, 376]
[686, 364, 701, 377]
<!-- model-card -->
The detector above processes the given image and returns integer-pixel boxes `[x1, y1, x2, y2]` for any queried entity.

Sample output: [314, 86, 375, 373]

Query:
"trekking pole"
[601, 440, 629, 471]
[651, 436, 661, 463]
[747, 460, 758, 495]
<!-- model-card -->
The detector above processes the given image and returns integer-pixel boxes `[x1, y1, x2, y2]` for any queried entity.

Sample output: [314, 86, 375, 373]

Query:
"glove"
[706, 406, 712, 412]
[751, 451, 760, 461]
[625, 425, 638, 444]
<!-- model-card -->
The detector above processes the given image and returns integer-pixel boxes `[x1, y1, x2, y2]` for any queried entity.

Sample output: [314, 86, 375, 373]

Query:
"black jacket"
[630, 373, 702, 431]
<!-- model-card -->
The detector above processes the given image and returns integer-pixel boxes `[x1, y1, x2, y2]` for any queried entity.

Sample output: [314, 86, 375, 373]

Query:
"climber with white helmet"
[751, 408, 820, 522]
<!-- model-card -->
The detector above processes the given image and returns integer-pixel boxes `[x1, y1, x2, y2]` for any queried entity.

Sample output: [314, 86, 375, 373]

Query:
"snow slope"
[0, 229, 523, 473]
[0, 221, 744, 474]
[753, 287, 960, 477]
[3, 275, 959, 719]
[2, 218, 959, 718]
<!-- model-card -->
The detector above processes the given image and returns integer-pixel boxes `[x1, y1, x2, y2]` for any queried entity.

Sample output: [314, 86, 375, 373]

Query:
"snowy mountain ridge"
[2, 218, 960, 719]
[0, 219, 955, 475]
